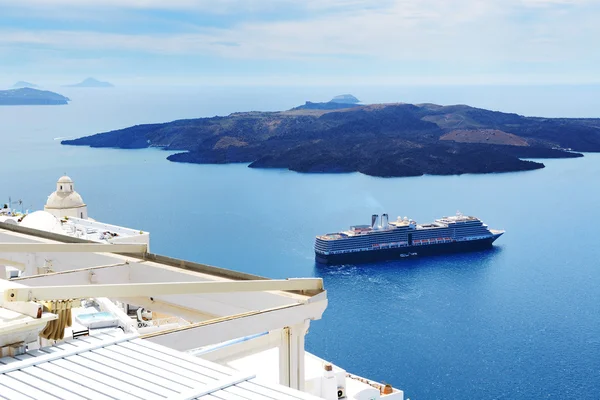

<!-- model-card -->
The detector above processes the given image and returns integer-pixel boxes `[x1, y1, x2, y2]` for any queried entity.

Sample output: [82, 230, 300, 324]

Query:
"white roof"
[57, 176, 74, 184]
[10, 213, 148, 243]
[0, 330, 323, 400]
[59, 216, 149, 243]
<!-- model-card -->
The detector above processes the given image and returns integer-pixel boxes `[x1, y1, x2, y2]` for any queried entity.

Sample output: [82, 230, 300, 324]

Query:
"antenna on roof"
[7, 197, 25, 214]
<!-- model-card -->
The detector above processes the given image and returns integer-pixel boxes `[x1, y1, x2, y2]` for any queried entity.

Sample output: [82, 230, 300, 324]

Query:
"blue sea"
[2, 85, 599, 399]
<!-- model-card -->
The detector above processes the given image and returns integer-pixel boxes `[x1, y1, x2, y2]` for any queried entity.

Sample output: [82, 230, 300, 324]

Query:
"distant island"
[0, 88, 70, 106]
[64, 77, 114, 88]
[330, 94, 360, 104]
[62, 95, 600, 178]
[293, 94, 361, 111]
[12, 81, 39, 89]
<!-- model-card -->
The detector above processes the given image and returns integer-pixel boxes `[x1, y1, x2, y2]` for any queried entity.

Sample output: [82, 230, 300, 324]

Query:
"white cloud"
[2, 0, 596, 61]
[0, 0, 391, 13]
[520, 0, 591, 6]
[0, 0, 598, 83]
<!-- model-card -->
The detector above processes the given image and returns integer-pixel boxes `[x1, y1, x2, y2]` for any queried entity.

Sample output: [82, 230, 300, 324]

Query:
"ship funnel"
[381, 214, 389, 229]
[371, 214, 380, 229]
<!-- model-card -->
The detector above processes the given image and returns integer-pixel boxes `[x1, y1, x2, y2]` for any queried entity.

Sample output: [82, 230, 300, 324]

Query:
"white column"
[279, 320, 309, 391]
[279, 327, 291, 388]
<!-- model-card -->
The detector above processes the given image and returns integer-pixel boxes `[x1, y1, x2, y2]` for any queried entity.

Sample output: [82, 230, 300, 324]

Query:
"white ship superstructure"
[0, 176, 405, 400]
[315, 212, 504, 264]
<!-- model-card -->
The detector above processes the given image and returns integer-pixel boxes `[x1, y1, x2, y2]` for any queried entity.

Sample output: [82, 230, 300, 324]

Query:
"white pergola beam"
[0, 280, 44, 317]
[3, 278, 323, 302]
[0, 243, 147, 254]
[13, 263, 131, 286]
[195, 330, 282, 364]
[112, 296, 218, 323]
[144, 300, 326, 351]
[13, 263, 320, 320]
[127, 263, 309, 315]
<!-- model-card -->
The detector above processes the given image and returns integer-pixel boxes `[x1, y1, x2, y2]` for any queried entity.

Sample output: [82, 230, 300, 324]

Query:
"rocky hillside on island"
[0, 88, 70, 105]
[62, 98, 600, 177]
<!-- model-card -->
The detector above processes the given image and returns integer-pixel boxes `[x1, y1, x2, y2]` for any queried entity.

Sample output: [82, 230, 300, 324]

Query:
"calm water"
[1, 86, 599, 399]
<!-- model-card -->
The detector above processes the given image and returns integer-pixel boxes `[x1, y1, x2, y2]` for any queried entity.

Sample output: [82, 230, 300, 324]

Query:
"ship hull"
[315, 236, 500, 265]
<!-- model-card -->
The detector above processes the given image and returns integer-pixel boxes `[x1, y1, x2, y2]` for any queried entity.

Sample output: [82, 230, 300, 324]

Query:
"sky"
[1, 0, 599, 86]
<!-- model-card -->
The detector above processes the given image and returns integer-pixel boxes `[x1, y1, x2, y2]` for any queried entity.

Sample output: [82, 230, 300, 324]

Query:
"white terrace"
[0, 221, 404, 400]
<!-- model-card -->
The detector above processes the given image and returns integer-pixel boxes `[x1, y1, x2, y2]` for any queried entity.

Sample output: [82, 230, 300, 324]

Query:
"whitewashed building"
[0, 177, 405, 400]
[44, 176, 88, 220]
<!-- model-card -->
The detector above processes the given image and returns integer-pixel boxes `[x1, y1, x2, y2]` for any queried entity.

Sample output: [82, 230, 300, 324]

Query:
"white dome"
[0, 217, 17, 225]
[20, 211, 64, 234]
[46, 191, 85, 209]
[45, 175, 88, 219]
[57, 175, 73, 184]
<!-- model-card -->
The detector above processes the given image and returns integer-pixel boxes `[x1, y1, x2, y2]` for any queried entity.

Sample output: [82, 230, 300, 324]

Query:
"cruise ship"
[315, 213, 504, 265]
[0, 176, 405, 400]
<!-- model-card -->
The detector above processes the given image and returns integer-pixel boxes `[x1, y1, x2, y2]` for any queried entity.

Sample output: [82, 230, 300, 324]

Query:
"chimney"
[381, 214, 389, 229]
[371, 214, 378, 228]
